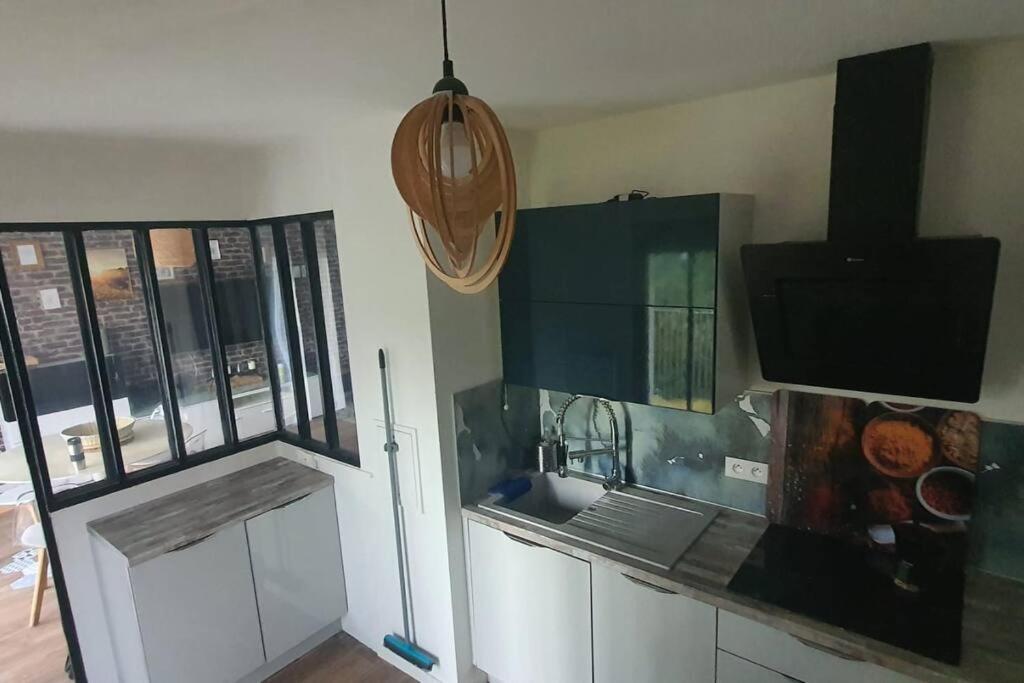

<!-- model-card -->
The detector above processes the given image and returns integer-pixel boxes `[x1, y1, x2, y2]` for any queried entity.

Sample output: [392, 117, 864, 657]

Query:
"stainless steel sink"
[480, 473, 719, 570]
[490, 472, 605, 525]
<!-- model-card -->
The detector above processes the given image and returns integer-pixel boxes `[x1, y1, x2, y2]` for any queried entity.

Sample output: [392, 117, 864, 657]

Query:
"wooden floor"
[269, 632, 413, 683]
[0, 506, 69, 683]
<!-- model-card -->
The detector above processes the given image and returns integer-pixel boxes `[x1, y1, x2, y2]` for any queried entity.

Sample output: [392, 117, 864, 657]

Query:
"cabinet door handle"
[167, 532, 216, 554]
[502, 531, 542, 548]
[792, 635, 864, 662]
[621, 573, 676, 594]
[268, 491, 312, 513]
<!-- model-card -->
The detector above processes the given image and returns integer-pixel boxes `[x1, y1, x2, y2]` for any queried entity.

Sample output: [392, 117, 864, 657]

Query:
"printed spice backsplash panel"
[768, 390, 980, 563]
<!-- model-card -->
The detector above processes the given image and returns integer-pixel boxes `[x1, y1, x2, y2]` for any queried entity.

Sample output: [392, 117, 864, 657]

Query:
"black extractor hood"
[742, 43, 999, 402]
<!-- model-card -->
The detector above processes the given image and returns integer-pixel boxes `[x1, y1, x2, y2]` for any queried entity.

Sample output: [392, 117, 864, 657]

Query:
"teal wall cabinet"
[499, 194, 752, 414]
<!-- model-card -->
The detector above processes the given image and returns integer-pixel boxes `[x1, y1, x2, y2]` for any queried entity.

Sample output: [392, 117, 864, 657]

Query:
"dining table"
[0, 418, 193, 484]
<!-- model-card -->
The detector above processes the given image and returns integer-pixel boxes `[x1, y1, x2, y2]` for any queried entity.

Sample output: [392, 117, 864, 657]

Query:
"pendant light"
[391, 0, 516, 294]
[150, 228, 196, 268]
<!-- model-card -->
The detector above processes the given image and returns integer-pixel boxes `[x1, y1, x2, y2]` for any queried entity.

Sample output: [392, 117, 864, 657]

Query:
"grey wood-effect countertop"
[464, 500, 1024, 683]
[89, 458, 333, 566]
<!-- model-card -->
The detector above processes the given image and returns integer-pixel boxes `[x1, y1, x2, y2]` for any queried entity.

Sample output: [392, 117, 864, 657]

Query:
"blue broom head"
[383, 633, 436, 671]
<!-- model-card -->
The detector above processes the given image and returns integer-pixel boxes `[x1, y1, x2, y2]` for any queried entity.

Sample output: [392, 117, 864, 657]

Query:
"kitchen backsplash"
[453, 380, 1024, 582]
[453, 380, 540, 505]
[540, 389, 772, 514]
[453, 380, 772, 514]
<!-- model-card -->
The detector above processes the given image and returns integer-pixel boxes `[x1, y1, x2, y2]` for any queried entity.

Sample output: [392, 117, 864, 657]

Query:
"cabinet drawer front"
[716, 650, 795, 683]
[593, 564, 716, 683]
[246, 486, 345, 662]
[467, 522, 592, 683]
[717, 611, 918, 683]
[130, 523, 265, 683]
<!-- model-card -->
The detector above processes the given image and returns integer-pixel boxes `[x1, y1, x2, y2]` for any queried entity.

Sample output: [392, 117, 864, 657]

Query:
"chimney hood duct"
[741, 43, 1000, 403]
[828, 44, 930, 243]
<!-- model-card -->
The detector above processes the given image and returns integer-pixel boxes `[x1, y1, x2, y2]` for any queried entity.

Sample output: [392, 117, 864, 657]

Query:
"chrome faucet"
[553, 394, 624, 490]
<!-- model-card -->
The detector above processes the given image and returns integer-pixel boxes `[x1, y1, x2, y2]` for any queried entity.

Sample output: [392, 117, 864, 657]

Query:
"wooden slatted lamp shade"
[391, 0, 516, 294]
[150, 228, 196, 268]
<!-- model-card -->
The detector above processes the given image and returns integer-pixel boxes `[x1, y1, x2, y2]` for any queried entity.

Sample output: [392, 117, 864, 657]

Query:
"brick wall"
[83, 229, 160, 393]
[0, 221, 351, 420]
[283, 224, 319, 372]
[1, 229, 269, 412]
[2, 231, 87, 367]
[315, 220, 351, 378]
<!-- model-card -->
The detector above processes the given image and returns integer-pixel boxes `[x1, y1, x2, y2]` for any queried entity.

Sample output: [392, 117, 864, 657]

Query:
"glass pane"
[149, 228, 224, 453]
[0, 231, 107, 488]
[0, 342, 46, 560]
[0, 342, 27, 488]
[284, 223, 323, 439]
[314, 219, 359, 457]
[83, 230, 173, 473]
[255, 225, 298, 433]
[208, 228, 275, 440]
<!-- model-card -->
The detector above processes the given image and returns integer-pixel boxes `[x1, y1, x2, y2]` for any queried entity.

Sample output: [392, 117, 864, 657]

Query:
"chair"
[21, 520, 48, 627]
[185, 429, 206, 454]
[125, 428, 206, 473]
[15, 481, 83, 627]
[12, 490, 47, 627]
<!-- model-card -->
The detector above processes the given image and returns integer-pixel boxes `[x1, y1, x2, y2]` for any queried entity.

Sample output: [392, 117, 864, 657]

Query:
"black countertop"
[728, 524, 965, 665]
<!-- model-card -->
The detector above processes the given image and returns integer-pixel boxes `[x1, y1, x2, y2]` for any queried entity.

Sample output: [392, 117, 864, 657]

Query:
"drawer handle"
[502, 531, 542, 548]
[268, 491, 312, 512]
[792, 635, 864, 662]
[621, 573, 676, 594]
[168, 532, 215, 553]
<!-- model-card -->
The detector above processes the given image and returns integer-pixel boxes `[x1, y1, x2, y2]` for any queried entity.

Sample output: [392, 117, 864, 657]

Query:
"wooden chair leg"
[29, 548, 49, 628]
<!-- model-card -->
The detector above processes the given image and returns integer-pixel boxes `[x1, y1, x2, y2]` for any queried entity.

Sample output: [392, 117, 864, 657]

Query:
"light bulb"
[439, 119, 472, 179]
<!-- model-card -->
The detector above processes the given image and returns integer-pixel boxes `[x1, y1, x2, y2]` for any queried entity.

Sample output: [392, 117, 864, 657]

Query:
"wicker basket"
[61, 417, 136, 451]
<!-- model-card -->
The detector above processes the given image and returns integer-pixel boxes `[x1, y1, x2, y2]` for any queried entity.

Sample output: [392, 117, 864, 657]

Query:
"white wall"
[520, 40, 1024, 422]
[0, 129, 304, 681]
[249, 114, 481, 683]
[50, 443, 282, 683]
[0, 129, 271, 222]
[0, 115, 480, 681]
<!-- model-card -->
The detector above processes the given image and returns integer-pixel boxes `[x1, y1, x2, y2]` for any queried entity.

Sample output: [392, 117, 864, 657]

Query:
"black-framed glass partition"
[0, 212, 358, 512]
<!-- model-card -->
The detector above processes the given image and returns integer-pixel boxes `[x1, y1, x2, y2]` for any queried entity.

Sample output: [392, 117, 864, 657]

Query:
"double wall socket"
[725, 457, 769, 485]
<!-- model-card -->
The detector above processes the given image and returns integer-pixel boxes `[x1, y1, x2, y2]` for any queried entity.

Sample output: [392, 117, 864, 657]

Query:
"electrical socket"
[725, 457, 769, 485]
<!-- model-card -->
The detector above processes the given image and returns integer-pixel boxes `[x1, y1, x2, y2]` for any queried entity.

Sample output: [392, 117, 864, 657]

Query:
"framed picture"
[10, 242, 45, 271]
[86, 248, 133, 301]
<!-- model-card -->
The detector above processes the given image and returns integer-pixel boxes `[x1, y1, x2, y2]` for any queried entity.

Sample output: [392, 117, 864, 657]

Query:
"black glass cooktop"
[728, 524, 964, 665]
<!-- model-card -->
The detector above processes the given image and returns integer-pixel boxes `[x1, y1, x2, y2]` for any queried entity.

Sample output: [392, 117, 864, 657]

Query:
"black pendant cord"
[441, 0, 450, 62]
[432, 0, 468, 95]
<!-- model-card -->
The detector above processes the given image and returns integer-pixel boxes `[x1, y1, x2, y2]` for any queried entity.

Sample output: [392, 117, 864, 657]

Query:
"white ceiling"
[2, 0, 1024, 141]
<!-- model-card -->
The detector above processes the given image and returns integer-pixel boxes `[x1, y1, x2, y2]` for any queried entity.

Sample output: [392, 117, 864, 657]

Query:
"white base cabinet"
[592, 563, 716, 683]
[130, 524, 266, 683]
[246, 486, 346, 662]
[717, 612, 918, 683]
[92, 482, 345, 683]
[466, 519, 922, 683]
[467, 521, 592, 683]
[716, 650, 795, 683]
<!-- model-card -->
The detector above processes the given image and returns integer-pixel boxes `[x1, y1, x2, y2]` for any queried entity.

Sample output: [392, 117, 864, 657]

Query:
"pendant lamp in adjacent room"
[150, 228, 197, 268]
[391, 0, 516, 294]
